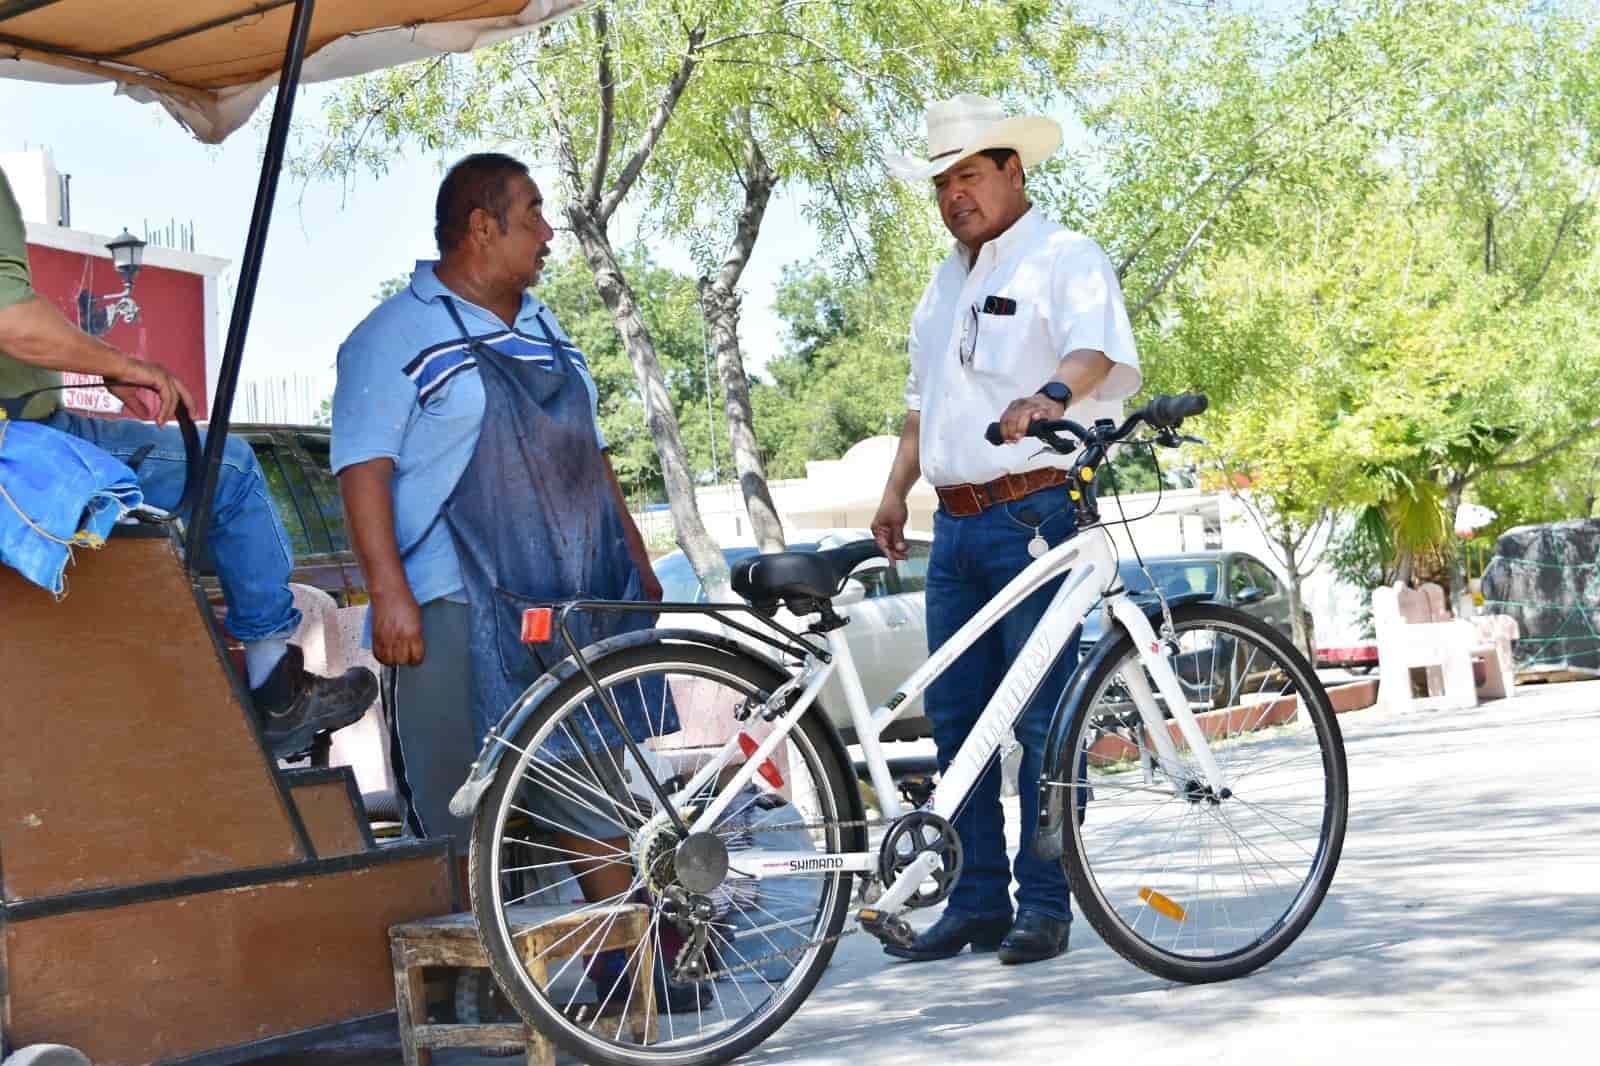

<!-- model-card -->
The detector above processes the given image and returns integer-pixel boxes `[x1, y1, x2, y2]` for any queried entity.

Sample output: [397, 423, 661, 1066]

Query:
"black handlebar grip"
[985, 422, 1005, 446]
[1148, 393, 1209, 429]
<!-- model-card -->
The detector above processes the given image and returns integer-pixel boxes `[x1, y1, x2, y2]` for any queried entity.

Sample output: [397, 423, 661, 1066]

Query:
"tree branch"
[1129, 166, 1256, 319]
[522, 68, 585, 198]
[584, 1, 616, 213]
[802, 127, 872, 277]
[1459, 416, 1600, 488]
[596, 20, 706, 226]
[710, 127, 777, 297]
[1522, 183, 1593, 303]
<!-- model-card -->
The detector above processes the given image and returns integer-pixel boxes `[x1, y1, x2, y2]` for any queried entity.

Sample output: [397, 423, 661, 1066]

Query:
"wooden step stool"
[390, 903, 656, 1066]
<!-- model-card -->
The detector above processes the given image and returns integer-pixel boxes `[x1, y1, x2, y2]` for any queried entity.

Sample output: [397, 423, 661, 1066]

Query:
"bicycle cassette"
[877, 809, 962, 909]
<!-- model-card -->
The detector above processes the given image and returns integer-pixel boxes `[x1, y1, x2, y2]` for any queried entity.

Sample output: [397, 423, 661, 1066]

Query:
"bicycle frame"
[666, 523, 1233, 919]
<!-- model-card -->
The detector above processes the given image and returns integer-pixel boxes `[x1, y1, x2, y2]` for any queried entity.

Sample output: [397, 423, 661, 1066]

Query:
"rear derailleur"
[659, 885, 724, 983]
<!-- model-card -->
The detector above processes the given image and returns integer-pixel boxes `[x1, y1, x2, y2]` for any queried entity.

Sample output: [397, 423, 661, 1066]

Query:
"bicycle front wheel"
[468, 638, 861, 1066]
[1053, 603, 1348, 982]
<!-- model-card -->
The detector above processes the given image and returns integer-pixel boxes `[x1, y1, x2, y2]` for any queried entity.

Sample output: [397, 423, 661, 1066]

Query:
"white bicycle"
[456, 393, 1348, 1066]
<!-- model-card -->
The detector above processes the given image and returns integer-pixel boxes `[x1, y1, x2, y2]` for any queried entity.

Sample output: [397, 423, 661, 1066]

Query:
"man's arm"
[0, 295, 194, 424]
[996, 349, 1114, 442]
[337, 459, 425, 666]
[603, 454, 662, 602]
[870, 411, 922, 562]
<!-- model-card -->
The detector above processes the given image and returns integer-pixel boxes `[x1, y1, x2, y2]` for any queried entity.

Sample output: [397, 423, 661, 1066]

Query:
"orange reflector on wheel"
[737, 732, 785, 790]
[521, 607, 553, 644]
[1139, 887, 1187, 922]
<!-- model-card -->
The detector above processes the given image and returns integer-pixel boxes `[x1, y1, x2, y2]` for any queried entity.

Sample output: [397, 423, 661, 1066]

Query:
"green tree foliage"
[1069, 0, 1600, 628]
[534, 247, 721, 502]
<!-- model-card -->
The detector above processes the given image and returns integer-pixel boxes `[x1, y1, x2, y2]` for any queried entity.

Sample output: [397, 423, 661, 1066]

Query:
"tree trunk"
[1444, 482, 1472, 618]
[701, 135, 785, 554]
[567, 204, 731, 601]
[1280, 532, 1313, 661]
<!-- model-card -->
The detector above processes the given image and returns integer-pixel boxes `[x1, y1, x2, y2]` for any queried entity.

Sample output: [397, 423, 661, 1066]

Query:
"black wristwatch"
[1036, 381, 1072, 407]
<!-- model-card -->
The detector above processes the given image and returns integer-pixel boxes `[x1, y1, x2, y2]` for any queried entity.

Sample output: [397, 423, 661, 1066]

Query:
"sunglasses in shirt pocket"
[966, 304, 1034, 378]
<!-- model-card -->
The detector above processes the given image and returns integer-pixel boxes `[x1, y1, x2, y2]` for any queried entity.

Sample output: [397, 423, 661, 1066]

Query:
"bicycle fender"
[447, 627, 862, 825]
[1031, 592, 1211, 861]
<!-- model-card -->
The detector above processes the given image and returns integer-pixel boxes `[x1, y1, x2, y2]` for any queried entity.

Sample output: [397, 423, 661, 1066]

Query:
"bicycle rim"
[1059, 607, 1347, 979]
[472, 647, 853, 1065]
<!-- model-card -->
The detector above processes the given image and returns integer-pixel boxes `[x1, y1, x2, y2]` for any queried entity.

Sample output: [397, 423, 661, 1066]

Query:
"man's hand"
[371, 588, 425, 667]
[997, 393, 1066, 443]
[108, 357, 196, 426]
[871, 494, 910, 562]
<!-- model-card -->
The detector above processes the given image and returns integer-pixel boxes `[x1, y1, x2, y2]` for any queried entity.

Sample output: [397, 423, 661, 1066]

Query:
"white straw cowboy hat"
[887, 94, 1063, 182]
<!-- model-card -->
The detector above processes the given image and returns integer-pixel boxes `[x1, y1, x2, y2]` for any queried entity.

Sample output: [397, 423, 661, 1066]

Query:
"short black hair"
[435, 153, 531, 253]
[977, 147, 1019, 172]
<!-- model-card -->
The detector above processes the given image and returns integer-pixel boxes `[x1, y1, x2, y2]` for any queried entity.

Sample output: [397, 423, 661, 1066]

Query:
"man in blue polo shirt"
[333, 153, 661, 855]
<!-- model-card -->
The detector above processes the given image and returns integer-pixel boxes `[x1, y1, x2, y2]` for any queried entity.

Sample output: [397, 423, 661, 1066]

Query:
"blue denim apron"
[437, 298, 676, 757]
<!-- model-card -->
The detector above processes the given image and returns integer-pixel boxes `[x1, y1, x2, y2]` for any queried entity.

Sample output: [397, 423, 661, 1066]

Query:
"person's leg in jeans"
[43, 409, 376, 752]
[44, 409, 299, 641]
[985, 485, 1080, 961]
[883, 507, 1014, 961]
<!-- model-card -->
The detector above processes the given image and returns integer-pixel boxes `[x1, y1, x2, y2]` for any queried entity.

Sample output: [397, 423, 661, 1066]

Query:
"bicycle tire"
[1055, 602, 1348, 983]
[469, 638, 862, 1066]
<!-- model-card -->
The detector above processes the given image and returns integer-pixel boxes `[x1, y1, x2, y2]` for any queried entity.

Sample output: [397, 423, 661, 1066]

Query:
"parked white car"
[652, 529, 933, 742]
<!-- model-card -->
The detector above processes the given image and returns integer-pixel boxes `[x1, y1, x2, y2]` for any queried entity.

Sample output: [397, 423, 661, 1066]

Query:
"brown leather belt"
[935, 468, 1070, 518]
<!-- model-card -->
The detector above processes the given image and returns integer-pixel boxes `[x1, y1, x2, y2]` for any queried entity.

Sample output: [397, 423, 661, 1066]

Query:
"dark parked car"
[198, 424, 364, 611]
[1081, 551, 1315, 708]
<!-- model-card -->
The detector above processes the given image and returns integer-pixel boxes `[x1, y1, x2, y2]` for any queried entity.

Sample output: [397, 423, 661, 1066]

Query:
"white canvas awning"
[0, 1, 586, 143]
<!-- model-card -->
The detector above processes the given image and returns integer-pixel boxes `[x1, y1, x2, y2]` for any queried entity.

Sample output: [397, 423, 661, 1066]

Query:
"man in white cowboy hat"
[871, 94, 1142, 966]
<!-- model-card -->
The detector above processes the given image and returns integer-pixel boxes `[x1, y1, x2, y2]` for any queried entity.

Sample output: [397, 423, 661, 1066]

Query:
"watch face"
[1039, 382, 1070, 404]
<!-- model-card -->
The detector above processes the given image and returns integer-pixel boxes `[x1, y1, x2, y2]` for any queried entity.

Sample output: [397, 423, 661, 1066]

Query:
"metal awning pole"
[184, 0, 316, 564]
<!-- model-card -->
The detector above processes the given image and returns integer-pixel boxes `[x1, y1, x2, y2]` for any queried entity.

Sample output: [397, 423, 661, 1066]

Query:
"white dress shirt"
[905, 208, 1142, 486]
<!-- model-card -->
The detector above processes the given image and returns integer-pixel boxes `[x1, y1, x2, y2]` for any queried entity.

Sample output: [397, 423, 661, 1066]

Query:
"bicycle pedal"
[858, 907, 917, 950]
[897, 775, 935, 808]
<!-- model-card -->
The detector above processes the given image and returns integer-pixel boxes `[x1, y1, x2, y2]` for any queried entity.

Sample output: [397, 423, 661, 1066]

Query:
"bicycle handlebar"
[983, 391, 1209, 451]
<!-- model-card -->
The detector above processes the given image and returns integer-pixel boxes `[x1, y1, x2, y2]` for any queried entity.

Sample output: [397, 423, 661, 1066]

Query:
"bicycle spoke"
[472, 649, 883, 1057]
[1070, 611, 1343, 972]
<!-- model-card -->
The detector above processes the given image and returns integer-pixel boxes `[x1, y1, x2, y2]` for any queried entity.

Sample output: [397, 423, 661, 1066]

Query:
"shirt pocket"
[968, 305, 1039, 379]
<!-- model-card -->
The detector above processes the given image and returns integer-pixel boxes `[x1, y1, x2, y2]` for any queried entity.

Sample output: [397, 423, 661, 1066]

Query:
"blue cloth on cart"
[0, 416, 143, 596]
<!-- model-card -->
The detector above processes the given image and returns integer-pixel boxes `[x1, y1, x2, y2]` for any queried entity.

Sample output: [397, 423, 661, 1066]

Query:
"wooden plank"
[0, 536, 306, 901]
[413, 1023, 529, 1048]
[3, 850, 451, 1066]
[289, 776, 370, 859]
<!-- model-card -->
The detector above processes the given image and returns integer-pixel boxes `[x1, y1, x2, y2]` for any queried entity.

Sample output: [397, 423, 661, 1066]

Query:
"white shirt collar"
[956, 206, 1045, 272]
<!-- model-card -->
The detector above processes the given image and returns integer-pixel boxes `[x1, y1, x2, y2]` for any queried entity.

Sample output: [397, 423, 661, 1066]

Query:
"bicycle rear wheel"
[1052, 603, 1347, 982]
[468, 638, 861, 1066]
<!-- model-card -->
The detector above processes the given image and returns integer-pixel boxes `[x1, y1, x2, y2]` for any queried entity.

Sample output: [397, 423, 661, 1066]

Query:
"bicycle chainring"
[877, 810, 962, 909]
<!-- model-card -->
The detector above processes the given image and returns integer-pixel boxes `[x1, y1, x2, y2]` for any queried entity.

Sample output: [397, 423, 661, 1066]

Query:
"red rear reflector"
[521, 608, 553, 644]
[737, 732, 785, 790]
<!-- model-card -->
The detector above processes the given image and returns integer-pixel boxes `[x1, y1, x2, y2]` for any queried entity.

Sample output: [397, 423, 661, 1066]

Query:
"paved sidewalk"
[280, 681, 1600, 1065]
[748, 681, 1600, 1064]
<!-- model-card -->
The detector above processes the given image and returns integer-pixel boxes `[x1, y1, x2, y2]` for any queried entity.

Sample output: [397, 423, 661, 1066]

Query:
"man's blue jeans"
[924, 482, 1080, 924]
[43, 409, 300, 642]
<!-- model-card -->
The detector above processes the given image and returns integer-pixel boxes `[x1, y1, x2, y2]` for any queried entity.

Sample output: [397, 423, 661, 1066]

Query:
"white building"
[637, 434, 1368, 648]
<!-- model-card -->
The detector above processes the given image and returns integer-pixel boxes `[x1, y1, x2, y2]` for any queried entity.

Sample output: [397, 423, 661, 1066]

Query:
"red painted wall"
[25, 242, 209, 419]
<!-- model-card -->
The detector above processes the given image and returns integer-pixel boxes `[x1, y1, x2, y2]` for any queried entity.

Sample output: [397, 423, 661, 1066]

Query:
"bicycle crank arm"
[860, 849, 942, 917]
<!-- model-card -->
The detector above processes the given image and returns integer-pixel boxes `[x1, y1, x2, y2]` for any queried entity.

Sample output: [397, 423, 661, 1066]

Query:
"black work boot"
[996, 910, 1070, 965]
[251, 645, 377, 757]
[882, 910, 1013, 962]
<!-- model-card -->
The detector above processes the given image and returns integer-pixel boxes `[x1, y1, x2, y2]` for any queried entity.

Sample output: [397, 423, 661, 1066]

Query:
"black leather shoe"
[996, 910, 1069, 965]
[883, 910, 1012, 962]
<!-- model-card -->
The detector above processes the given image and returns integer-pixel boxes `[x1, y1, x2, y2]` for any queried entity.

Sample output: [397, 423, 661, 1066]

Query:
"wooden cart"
[0, 3, 584, 1062]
